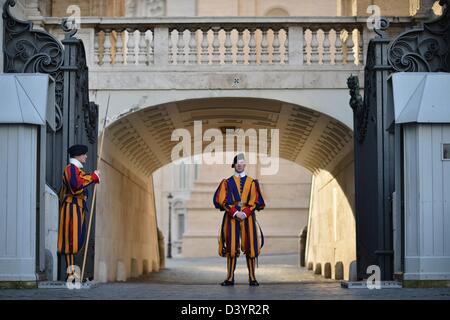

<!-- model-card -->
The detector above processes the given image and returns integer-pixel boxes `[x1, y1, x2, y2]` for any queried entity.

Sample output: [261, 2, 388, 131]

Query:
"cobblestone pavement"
[1, 254, 449, 300]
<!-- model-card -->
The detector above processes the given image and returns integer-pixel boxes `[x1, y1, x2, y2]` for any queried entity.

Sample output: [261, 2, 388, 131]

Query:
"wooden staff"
[80, 94, 110, 282]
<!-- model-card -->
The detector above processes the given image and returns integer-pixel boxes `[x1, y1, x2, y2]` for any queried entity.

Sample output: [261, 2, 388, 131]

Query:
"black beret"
[68, 144, 88, 157]
[231, 153, 245, 168]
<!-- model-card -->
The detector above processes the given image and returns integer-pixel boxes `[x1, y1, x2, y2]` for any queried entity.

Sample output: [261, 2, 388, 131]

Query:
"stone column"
[24, 0, 45, 29]
[414, 0, 436, 20]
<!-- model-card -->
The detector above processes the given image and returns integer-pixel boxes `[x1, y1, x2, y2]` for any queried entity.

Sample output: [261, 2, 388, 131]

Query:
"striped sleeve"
[64, 164, 99, 195]
[213, 179, 238, 216]
[213, 179, 228, 211]
[242, 179, 265, 216]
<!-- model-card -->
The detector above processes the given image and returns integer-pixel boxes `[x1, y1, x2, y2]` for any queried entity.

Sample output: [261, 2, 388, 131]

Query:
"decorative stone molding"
[125, 0, 165, 17]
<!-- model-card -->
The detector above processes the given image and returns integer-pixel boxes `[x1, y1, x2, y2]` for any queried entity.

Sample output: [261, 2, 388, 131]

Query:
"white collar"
[234, 171, 246, 178]
[70, 158, 83, 169]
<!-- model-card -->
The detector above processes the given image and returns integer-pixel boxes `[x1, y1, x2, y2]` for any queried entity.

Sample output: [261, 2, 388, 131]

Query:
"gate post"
[348, 18, 395, 281]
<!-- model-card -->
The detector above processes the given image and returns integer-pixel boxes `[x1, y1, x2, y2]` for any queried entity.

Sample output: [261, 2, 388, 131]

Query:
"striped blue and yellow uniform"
[213, 175, 265, 259]
[213, 174, 265, 282]
[57, 164, 99, 255]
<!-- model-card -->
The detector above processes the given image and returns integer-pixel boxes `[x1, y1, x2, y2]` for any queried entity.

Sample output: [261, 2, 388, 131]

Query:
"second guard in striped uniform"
[57, 144, 100, 281]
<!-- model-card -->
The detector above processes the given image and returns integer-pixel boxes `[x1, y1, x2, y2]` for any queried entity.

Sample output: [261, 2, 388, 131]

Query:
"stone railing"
[42, 16, 413, 69]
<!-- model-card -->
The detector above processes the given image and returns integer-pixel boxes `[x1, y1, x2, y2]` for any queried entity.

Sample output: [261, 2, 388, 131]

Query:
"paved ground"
[1, 254, 449, 300]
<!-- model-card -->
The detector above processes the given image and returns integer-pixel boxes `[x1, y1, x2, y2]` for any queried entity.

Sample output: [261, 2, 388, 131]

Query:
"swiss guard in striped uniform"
[213, 153, 265, 286]
[57, 144, 100, 280]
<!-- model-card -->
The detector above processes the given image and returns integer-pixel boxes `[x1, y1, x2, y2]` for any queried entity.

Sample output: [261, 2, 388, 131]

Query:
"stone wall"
[95, 132, 160, 282]
[51, 0, 125, 17]
[197, 0, 339, 16]
[305, 150, 356, 280]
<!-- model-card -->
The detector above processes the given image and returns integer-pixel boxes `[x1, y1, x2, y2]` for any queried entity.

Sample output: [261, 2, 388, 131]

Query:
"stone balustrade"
[42, 16, 413, 70]
[97, 19, 364, 67]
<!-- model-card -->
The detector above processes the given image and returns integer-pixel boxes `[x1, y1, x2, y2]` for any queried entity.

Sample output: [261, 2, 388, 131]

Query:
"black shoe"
[249, 279, 259, 286]
[220, 279, 234, 286]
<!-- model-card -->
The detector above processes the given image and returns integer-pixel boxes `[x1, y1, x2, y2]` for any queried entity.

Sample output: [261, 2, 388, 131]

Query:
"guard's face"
[235, 159, 246, 173]
[76, 154, 88, 164]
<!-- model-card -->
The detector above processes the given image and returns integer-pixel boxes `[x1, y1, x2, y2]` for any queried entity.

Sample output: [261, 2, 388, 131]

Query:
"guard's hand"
[94, 170, 101, 183]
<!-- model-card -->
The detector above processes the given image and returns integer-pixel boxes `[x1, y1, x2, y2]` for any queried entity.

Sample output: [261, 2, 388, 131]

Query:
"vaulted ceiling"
[105, 97, 353, 176]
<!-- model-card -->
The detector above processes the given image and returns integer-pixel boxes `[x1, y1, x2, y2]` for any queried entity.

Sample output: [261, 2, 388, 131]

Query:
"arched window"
[265, 7, 289, 17]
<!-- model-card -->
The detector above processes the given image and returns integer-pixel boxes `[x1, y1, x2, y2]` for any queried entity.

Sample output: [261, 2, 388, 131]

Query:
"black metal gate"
[348, 0, 450, 280]
[348, 21, 395, 281]
[3, 0, 98, 281]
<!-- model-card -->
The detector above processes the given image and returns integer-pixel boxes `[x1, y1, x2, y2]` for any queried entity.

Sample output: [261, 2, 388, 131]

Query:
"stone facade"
[46, 0, 414, 18]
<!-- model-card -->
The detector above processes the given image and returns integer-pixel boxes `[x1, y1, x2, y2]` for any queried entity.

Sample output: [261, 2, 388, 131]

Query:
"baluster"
[236, 29, 245, 64]
[211, 27, 221, 65]
[148, 30, 154, 65]
[303, 29, 308, 64]
[173, 30, 186, 64]
[358, 29, 363, 65]
[310, 29, 319, 64]
[272, 29, 281, 64]
[188, 29, 197, 65]
[260, 28, 269, 65]
[168, 29, 174, 64]
[115, 29, 124, 65]
[201, 29, 209, 64]
[334, 29, 343, 65]
[322, 29, 331, 65]
[103, 29, 112, 65]
[283, 29, 288, 64]
[138, 30, 148, 65]
[126, 29, 136, 65]
[248, 28, 257, 64]
[94, 30, 101, 65]
[176, 29, 186, 65]
[345, 29, 355, 65]
[224, 29, 233, 64]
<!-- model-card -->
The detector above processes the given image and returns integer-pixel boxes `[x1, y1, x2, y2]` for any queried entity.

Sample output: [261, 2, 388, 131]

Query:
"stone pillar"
[299, 226, 307, 267]
[238, 0, 256, 16]
[158, 228, 165, 269]
[414, 0, 436, 19]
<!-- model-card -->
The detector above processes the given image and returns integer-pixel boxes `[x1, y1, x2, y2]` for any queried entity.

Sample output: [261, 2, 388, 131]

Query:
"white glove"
[234, 211, 247, 220]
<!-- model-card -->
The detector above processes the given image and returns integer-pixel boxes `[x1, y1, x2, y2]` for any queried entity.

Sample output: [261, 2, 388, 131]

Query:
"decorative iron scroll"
[2, 0, 64, 129]
[388, 0, 450, 72]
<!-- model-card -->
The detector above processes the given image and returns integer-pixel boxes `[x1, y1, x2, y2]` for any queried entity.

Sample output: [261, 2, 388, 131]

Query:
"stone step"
[341, 281, 402, 289]
[38, 280, 98, 289]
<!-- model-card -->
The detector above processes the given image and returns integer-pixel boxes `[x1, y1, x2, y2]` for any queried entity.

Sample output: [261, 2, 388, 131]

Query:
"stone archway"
[94, 97, 355, 282]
